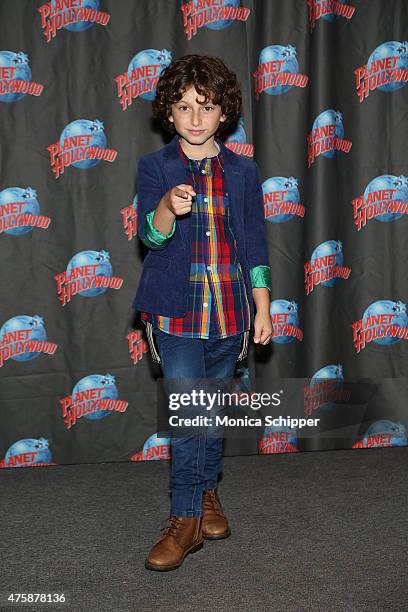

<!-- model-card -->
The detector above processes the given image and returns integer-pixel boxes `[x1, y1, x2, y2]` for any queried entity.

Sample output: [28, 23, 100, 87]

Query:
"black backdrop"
[0, 0, 407, 468]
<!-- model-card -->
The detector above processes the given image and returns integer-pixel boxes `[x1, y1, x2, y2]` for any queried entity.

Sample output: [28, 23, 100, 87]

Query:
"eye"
[204, 106, 214, 111]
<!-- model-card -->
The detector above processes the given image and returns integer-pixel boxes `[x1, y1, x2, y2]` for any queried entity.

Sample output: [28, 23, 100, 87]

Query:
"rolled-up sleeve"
[144, 209, 176, 249]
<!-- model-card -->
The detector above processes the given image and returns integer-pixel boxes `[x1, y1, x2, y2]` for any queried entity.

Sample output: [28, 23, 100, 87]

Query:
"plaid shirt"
[140, 137, 251, 339]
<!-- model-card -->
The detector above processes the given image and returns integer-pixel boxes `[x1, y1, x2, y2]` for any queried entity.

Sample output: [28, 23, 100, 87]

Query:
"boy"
[132, 54, 272, 571]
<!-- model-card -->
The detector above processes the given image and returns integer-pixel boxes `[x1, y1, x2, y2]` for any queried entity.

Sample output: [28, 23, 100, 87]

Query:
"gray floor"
[0, 447, 407, 612]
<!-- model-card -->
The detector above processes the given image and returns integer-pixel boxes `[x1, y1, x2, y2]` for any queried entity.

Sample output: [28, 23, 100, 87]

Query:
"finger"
[174, 188, 191, 199]
[175, 205, 192, 215]
[178, 184, 196, 196]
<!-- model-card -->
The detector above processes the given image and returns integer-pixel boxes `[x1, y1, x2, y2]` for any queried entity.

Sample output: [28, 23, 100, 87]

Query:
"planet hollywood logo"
[0, 438, 54, 468]
[131, 433, 171, 461]
[54, 250, 124, 306]
[307, 110, 352, 167]
[121, 194, 137, 241]
[0, 315, 58, 367]
[0, 52, 44, 102]
[127, 328, 149, 365]
[115, 49, 172, 110]
[253, 45, 309, 100]
[307, 0, 355, 31]
[304, 364, 351, 416]
[223, 118, 254, 157]
[38, 0, 110, 43]
[0, 187, 51, 235]
[355, 41, 408, 103]
[353, 420, 407, 449]
[351, 300, 408, 353]
[258, 426, 298, 454]
[304, 240, 351, 294]
[352, 175, 408, 231]
[270, 299, 303, 344]
[48, 119, 118, 179]
[60, 374, 128, 429]
[263, 177, 304, 223]
[180, 0, 250, 41]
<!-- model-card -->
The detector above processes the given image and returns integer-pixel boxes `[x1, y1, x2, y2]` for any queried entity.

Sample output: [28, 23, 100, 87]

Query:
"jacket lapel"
[162, 134, 244, 249]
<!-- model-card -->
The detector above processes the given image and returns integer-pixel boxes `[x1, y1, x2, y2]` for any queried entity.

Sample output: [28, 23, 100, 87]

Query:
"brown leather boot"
[202, 488, 231, 540]
[145, 515, 204, 571]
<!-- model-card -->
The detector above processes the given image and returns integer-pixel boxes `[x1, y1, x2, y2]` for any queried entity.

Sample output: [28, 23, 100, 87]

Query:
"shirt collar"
[177, 136, 224, 173]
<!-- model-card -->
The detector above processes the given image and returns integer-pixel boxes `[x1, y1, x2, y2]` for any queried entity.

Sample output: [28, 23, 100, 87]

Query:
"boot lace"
[160, 516, 184, 537]
[203, 489, 224, 516]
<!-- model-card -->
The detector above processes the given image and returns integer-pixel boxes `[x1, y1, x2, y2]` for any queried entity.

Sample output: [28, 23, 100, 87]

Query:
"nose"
[191, 110, 202, 127]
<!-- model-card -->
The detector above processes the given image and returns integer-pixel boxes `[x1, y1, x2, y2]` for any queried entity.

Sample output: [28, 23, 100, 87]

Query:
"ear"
[219, 114, 227, 123]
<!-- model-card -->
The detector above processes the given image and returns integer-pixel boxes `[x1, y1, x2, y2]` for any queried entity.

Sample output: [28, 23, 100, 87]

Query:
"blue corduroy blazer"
[132, 134, 270, 323]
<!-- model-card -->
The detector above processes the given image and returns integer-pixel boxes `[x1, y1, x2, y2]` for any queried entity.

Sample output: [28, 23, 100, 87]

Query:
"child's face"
[168, 84, 226, 144]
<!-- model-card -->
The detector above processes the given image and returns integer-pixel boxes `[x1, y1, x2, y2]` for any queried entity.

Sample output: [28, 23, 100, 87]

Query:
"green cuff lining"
[145, 209, 176, 246]
[250, 265, 272, 292]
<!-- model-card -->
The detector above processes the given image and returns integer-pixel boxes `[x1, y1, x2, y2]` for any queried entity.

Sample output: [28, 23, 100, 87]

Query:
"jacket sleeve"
[245, 161, 272, 292]
[136, 155, 175, 251]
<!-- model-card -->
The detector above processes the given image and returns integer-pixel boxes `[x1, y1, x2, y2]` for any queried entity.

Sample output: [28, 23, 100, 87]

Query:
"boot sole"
[203, 528, 231, 540]
[145, 540, 204, 572]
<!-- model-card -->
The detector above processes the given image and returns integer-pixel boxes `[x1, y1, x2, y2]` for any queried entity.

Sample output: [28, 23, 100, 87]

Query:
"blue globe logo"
[312, 109, 344, 159]
[310, 364, 344, 412]
[5, 438, 52, 466]
[0, 315, 47, 362]
[225, 116, 246, 144]
[362, 300, 408, 346]
[263, 176, 300, 223]
[367, 41, 408, 93]
[51, 0, 100, 32]
[364, 175, 408, 222]
[196, 0, 241, 30]
[72, 373, 118, 421]
[319, 0, 348, 22]
[310, 240, 343, 288]
[259, 45, 299, 95]
[0, 51, 31, 103]
[363, 420, 407, 447]
[143, 433, 171, 460]
[270, 299, 299, 344]
[0, 187, 39, 236]
[128, 49, 172, 101]
[260, 425, 298, 453]
[60, 119, 106, 169]
[67, 250, 112, 297]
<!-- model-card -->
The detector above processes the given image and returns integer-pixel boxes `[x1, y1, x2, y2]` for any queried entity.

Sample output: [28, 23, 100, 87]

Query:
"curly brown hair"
[152, 54, 242, 139]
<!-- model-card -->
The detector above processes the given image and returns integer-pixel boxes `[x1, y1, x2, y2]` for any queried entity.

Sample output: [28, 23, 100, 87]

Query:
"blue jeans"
[152, 305, 243, 517]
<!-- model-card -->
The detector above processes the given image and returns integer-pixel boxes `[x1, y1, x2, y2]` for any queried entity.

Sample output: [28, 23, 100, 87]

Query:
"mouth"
[188, 129, 205, 135]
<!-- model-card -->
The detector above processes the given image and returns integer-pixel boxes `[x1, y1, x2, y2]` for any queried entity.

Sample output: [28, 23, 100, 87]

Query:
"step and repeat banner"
[0, 0, 407, 469]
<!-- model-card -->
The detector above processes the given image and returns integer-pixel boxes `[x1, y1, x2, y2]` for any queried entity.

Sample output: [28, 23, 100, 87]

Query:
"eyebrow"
[177, 100, 214, 105]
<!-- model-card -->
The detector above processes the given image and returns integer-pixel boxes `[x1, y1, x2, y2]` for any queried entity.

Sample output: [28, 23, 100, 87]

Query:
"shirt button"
[206, 231, 210, 236]
[204, 197, 208, 202]
[225, 192, 228, 197]
[203, 302, 208, 307]
[207, 265, 211, 270]
[201, 169, 206, 174]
